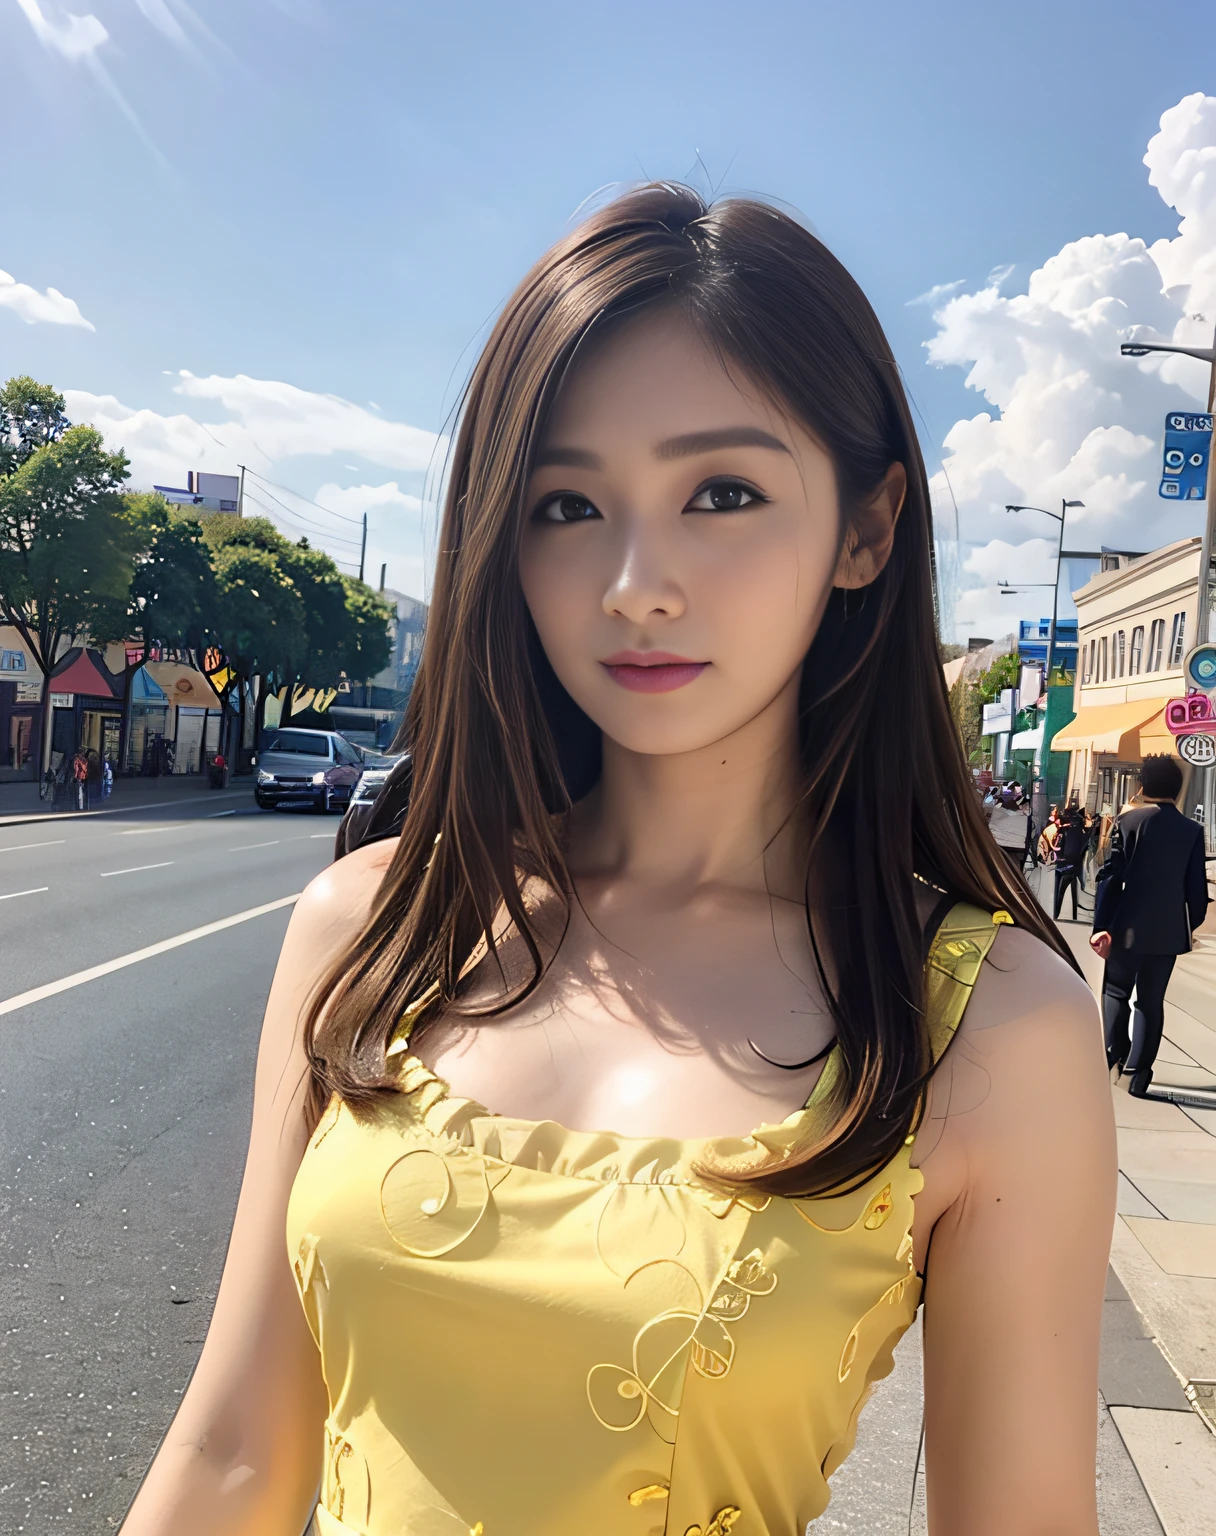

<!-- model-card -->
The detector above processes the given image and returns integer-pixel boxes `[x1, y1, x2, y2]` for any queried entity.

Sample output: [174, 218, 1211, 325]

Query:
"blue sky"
[3, 0, 1215, 630]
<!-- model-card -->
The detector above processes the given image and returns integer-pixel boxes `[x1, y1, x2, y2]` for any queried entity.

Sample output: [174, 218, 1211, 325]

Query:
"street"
[1, 788, 333, 1533]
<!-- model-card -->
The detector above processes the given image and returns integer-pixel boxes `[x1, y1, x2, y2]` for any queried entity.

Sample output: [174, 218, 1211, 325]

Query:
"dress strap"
[923, 901, 1012, 1065]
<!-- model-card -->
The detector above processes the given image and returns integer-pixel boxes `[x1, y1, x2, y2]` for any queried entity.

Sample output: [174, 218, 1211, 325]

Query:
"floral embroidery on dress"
[684, 1506, 742, 1535]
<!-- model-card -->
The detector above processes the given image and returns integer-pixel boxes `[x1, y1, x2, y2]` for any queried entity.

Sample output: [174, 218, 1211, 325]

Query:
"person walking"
[987, 779, 1032, 872]
[1091, 755, 1209, 1097]
[1052, 807, 1089, 921]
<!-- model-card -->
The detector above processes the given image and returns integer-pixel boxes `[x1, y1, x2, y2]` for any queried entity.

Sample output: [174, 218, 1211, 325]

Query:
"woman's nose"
[601, 529, 687, 625]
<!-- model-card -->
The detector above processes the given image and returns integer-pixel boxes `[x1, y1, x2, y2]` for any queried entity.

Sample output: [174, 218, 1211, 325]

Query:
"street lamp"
[1119, 330, 1216, 645]
[1004, 499, 1085, 680]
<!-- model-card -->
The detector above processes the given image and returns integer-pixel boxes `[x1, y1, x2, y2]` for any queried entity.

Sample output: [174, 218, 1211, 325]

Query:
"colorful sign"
[1165, 694, 1215, 737]
[1178, 733, 1216, 767]
[1159, 411, 1213, 500]
[1183, 642, 1216, 693]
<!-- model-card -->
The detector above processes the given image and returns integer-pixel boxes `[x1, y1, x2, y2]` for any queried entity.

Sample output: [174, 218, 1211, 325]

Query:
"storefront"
[0, 626, 42, 781]
[1056, 537, 1204, 835]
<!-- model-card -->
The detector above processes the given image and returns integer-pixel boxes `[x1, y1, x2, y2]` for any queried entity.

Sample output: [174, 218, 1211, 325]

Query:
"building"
[327, 587, 428, 748]
[1017, 617, 1078, 674]
[0, 625, 42, 781]
[1052, 536, 1210, 838]
[152, 470, 241, 514]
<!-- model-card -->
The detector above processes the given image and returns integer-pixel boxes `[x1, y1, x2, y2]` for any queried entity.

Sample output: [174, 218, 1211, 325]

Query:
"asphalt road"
[0, 794, 334, 1533]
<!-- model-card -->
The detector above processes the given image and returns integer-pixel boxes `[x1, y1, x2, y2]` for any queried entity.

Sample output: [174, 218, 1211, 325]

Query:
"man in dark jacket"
[1052, 807, 1089, 921]
[1091, 754, 1209, 1097]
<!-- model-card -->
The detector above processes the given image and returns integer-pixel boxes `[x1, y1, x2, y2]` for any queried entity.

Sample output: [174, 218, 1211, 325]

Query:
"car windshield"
[265, 731, 330, 756]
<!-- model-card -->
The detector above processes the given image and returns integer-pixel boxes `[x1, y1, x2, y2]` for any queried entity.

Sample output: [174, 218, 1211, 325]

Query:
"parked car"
[334, 752, 412, 857]
[253, 727, 382, 812]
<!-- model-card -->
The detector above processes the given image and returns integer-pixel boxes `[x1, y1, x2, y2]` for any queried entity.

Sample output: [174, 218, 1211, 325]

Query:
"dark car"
[334, 753, 413, 857]
[253, 728, 376, 812]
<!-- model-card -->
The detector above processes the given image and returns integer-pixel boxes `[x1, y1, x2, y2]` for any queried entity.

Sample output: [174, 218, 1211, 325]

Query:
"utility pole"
[237, 464, 245, 519]
[379, 562, 387, 593]
[1003, 499, 1085, 680]
[359, 511, 367, 584]
[1120, 324, 1216, 644]
[1119, 324, 1216, 853]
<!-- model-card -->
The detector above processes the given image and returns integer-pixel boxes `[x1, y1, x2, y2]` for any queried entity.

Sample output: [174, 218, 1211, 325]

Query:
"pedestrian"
[1038, 803, 1062, 866]
[1091, 754, 1209, 1097]
[123, 184, 1114, 1536]
[987, 778, 1032, 872]
[1052, 807, 1088, 921]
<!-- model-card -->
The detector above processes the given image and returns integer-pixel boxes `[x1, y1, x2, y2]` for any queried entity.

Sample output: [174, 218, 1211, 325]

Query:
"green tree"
[0, 389, 140, 759]
[0, 375, 71, 478]
[977, 651, 1020, 704]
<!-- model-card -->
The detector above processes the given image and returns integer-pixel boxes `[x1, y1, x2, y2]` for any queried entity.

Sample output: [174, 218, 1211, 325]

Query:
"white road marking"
[0, 893, 302, 1017]
[230, 840, 280, 851]
[99, 862, 175, 878]
[0, 840, 66, 854]
[206, 809, 237, 817]
[0, 887, 49, 902]
[120, 824, 185, 836]
[310, 833, 332, 839]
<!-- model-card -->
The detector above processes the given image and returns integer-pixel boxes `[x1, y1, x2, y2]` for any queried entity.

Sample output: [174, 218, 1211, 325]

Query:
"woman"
[1038, 803, 1062, 866]
[121, 185, 1114, 1536]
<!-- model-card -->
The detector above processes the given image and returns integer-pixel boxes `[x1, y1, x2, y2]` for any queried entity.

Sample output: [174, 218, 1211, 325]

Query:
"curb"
[0, 788, 249, 828]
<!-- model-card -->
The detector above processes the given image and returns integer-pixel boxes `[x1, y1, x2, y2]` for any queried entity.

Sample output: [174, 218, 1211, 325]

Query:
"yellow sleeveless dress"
[287, 902, 1005, 1536]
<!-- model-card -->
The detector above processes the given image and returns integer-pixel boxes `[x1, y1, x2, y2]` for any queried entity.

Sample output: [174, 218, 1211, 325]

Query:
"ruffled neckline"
[382, 1046, 858, 1196]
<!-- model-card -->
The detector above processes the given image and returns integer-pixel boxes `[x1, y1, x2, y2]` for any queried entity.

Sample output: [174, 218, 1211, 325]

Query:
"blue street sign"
[1159, 410, 1212, 500]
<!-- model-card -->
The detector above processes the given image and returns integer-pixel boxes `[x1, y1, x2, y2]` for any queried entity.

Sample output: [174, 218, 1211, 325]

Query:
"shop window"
[1147, 618, 1165, 671]
[1114, 630, 1125, 677]
[1168, 611, 1187, 667]
[1098, 635, 1108, 682]
[1129, 626, 1144, 675]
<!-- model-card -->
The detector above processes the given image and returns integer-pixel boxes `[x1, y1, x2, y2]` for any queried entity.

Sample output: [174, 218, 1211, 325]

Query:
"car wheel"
[254, 791, 271, 809]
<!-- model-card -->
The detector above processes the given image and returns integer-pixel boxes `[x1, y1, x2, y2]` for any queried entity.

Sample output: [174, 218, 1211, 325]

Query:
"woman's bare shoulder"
[291, 836, 397, 944]
[928, 922, 1110, 1163]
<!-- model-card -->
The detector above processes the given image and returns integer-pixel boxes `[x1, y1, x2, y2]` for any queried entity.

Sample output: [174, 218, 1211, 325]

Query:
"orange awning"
[1051, 699, 1169, 757]
[145, 661, 222, 710]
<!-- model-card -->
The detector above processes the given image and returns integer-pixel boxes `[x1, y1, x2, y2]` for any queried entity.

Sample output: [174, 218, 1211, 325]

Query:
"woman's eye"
[534, 492, 600, 523]
[686, 480, 765, 513]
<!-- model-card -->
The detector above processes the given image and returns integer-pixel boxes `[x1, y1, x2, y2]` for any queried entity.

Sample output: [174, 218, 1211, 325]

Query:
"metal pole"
[1197, 323, 1216, 646]
[359, 511, 367, 583]
[237, 464, 245, 519]
[1046, 502, 1066, 682]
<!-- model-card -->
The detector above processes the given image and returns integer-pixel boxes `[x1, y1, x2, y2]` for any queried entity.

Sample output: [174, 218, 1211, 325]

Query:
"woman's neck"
[567, 672, 806, 896]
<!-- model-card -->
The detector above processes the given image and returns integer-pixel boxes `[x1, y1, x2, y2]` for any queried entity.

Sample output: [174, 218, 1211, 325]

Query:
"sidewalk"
[1034, 866, 1216, 1535]
[0, 774, 250, 827]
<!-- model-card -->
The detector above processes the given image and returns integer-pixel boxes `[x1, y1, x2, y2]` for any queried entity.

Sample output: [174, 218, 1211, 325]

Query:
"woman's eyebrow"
[655, 426, 792, 459]
[534, 426, 791, 471]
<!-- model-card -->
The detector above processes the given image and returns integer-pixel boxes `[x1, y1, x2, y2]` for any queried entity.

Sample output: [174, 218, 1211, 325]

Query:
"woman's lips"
[600, 652, 709, 693]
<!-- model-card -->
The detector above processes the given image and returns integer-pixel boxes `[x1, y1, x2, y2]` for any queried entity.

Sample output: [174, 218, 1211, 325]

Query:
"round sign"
[1183, 643, 1216, 693]
[1178, 732, 1216, 767]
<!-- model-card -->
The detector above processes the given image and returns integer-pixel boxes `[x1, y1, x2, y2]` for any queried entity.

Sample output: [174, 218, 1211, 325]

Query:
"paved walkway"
[0, 774, 249, 827]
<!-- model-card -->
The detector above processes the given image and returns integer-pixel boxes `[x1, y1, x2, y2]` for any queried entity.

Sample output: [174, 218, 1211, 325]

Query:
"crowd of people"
[981, 778, 1100, 921]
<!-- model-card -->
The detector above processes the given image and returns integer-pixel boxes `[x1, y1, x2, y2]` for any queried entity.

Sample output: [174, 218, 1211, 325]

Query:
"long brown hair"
[305, 183, 1075, 1197]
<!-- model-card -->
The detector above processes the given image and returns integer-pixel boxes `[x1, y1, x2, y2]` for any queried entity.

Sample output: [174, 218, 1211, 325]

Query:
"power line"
[239, 490, 362, 566]
[240, 484, 363, 549]
[243, 466, 367, 527]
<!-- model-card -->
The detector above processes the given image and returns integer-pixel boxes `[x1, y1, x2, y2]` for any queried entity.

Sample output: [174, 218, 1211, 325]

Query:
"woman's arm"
[921, 927, 1117, 1536]
[119, 841, 394, 1536]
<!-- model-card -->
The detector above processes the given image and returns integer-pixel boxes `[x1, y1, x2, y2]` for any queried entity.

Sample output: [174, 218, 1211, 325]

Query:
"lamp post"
[1119, 329, 1216, 645]
[1004, 499, 1085, 681]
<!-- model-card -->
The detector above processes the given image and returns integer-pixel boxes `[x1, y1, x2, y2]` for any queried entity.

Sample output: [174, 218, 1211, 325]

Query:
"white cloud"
[908, 280, 966, 308]
[61, 377, 439, 599]
[15, 0, 107, 60]
[0, 268, 94, 329]
[171, 372, 440, 473]
[314, 480, 423, 519]
[927, 92, 1216, 642]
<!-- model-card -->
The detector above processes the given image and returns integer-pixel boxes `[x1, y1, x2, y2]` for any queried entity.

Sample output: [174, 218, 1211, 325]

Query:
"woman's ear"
[833, 463, 906, 590]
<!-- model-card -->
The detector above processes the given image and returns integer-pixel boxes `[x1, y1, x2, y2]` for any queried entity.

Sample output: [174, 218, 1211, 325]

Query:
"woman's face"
[519, 309, 900, 759]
